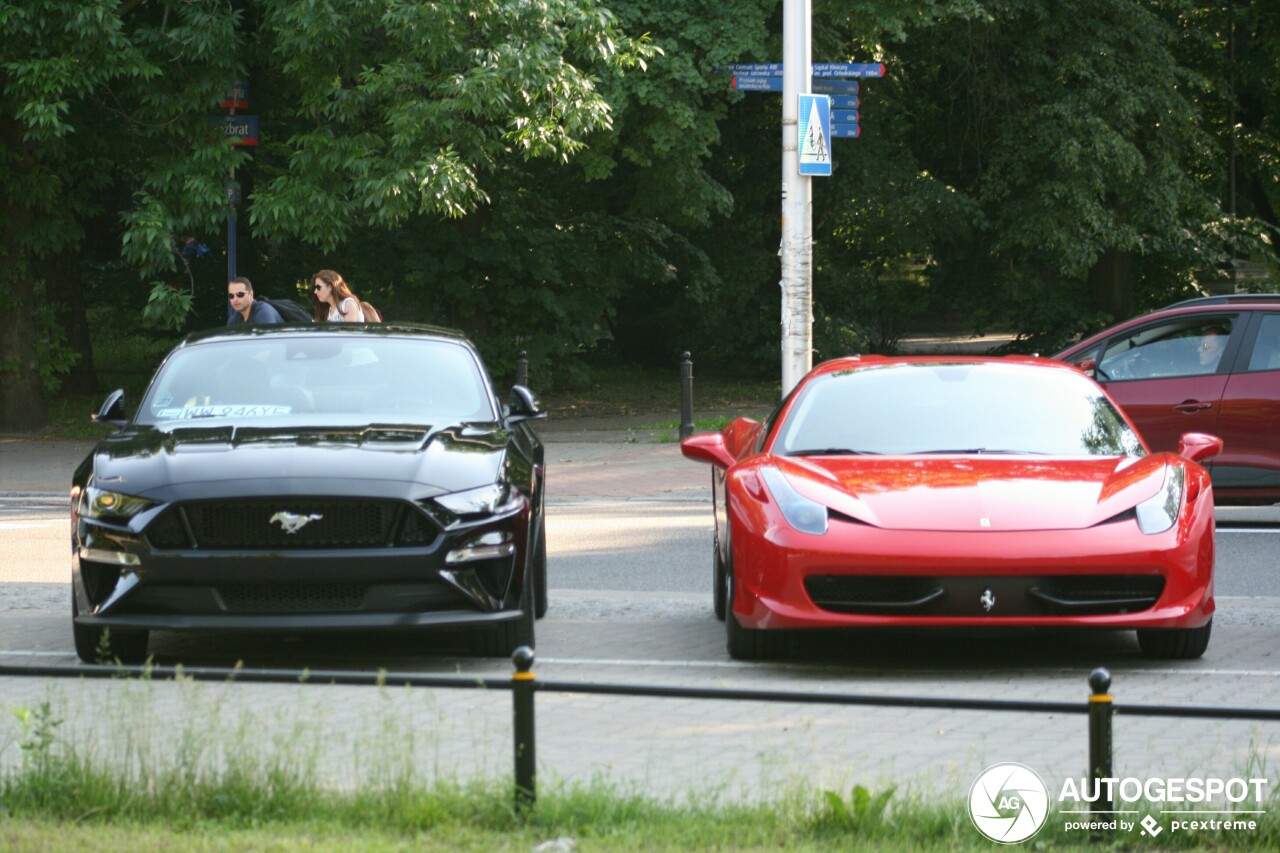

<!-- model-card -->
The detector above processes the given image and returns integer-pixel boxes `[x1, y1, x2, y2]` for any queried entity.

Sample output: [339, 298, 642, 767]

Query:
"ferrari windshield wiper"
[789, 448, 877, 456]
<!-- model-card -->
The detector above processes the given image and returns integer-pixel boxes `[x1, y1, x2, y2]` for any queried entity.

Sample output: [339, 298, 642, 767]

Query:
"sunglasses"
[312, 283, 326, 291]
[227, 291, 247, 300]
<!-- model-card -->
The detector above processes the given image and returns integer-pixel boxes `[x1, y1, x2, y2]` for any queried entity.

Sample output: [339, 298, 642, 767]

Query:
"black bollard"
[1088, 667, 1114, 830]
[512, 645, 537, 813]
[679, 351, 694, 440]
[516, 350, 528, 389]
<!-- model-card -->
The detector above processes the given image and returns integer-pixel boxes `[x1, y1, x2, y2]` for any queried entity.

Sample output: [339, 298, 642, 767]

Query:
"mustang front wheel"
[72, 591, 149, 665]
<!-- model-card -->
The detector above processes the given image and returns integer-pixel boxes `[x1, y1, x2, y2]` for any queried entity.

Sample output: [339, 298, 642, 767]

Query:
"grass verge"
[2, 707, 1277, 852]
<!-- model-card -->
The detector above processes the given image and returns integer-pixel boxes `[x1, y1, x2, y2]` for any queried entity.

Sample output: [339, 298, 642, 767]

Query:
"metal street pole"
[780, 0, 813, 397]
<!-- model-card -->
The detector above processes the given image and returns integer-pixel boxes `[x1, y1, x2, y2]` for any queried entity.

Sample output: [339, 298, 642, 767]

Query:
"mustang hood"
[86, 423, 509, 503]
[778, 455, 1169, 532]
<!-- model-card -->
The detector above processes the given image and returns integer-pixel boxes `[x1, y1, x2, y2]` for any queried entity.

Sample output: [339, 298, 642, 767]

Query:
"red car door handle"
[1174, 401, 1213, 414]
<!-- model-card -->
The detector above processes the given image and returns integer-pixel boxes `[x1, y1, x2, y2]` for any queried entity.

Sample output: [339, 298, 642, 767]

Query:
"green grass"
[3, 695, 1279, 851]
[5, 761, 1280, 850]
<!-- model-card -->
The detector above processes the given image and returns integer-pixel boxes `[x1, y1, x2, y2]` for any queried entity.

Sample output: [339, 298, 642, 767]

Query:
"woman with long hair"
[310, 269, 366, 322]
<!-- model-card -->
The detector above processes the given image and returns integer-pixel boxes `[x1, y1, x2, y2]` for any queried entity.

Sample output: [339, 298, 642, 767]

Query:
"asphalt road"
[3, 434, 1280, 823]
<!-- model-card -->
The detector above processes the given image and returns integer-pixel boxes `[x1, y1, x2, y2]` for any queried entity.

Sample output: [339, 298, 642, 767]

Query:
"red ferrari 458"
[681, 356, 1222, 661]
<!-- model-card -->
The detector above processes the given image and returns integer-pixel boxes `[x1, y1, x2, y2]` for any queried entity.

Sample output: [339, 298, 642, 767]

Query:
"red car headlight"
[1135, 466, 1184, 535]
[760, 467, 829, 535]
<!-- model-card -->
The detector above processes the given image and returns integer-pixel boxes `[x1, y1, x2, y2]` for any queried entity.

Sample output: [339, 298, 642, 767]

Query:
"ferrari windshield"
[777, 362, 1145, 457]
[135, 336, 497, 426]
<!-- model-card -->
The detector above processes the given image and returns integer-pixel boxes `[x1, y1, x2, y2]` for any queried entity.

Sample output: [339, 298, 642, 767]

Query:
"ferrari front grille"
[805, 574, 1165, 617]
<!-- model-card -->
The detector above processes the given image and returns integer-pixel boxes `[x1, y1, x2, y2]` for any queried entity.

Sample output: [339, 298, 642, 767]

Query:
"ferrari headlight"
[1136, 467, 1184, 535]
[79, 486, 156, 521]
[761, 467, 828, 535]
[433, 484, 523, 518]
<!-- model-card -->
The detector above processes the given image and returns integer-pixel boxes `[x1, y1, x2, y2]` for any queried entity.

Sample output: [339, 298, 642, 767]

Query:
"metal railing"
[4, 650, 1279, 816]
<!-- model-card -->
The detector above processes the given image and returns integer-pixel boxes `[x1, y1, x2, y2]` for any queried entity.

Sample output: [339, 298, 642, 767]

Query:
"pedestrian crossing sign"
[798, 94, 832, 176]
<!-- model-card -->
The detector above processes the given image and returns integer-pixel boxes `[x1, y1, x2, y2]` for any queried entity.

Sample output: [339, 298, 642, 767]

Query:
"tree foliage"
[2, 0, 1278, 430]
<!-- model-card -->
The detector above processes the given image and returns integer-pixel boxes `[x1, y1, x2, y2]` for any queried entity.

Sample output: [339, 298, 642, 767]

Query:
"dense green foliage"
[3, 1, 1277, 429]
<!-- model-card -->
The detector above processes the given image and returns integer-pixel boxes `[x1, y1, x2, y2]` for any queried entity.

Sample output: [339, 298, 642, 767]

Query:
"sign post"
[780, 0, 813, 395]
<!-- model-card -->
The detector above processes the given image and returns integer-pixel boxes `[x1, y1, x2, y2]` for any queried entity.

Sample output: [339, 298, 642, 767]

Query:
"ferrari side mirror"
[1177, 432, 1223, 465]
[681, 432, 735, 469]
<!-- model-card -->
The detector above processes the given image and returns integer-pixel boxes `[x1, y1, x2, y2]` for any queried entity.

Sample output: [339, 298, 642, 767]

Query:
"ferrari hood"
[85, 423, 509, 502]
[776, 455, 1167, 532]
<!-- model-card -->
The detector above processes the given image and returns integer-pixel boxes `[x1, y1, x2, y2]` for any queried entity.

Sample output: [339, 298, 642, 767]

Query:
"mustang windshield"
[778, 363, 1145, 457]
[136, 337, 497, 425]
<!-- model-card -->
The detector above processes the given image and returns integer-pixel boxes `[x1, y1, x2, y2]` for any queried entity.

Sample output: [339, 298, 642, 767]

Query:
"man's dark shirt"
[228, 300, 284, 325]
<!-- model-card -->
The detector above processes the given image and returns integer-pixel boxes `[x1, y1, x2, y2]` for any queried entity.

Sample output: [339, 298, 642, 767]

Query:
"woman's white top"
[328, 297, 364, 322]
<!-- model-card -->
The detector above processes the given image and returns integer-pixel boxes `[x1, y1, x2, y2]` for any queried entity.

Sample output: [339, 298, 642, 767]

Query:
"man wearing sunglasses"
[226, 276, 284, 325]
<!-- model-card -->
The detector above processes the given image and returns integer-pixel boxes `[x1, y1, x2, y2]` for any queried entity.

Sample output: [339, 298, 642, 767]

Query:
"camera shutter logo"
[968, 762, 1050, 844]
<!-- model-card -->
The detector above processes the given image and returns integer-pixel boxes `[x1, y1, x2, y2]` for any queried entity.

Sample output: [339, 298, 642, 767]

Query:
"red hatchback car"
[681, 357, 1221, 661]
[1054, 296, 1280, 505]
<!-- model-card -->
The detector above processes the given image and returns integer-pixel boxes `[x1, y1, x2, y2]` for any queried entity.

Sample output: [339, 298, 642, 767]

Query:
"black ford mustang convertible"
[71, 324, 546, 663]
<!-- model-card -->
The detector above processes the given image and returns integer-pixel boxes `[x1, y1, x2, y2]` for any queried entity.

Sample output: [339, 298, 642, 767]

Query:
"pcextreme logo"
[968, 763, 1050, 844]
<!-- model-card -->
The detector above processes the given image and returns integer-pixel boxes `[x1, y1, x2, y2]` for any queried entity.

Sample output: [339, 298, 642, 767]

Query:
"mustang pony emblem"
[980, 589, 996, 612]
[269, 511, 323, 534]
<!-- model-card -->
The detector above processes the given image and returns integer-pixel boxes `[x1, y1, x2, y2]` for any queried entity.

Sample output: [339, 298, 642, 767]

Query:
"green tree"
[0, 0, 649, 430]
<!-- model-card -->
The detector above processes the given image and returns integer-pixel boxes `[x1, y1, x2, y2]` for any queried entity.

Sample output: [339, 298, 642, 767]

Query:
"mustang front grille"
[805, 574, 1165, 617]
[145, 498, 440, 550]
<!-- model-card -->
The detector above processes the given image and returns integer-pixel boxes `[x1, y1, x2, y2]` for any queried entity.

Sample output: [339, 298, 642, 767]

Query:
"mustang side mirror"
[507, 385, 546, 423]
[1177, 432, 1223, 465]
[681, 432, 735, 469]
[92, 389, 128, 429]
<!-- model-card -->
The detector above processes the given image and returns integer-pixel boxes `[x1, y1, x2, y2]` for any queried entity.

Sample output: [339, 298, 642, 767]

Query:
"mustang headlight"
[760, 467, 828, 535]
[79, 486, 156, 521]
[1135, 467, 1184, 535]
[434, 484, 522, 518]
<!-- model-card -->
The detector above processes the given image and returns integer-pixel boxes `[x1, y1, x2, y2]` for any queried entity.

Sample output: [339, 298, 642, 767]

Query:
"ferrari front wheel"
[712, 528, 727, 621]
[1136, 618, 1212, 660]
[724, 556, 778, 661]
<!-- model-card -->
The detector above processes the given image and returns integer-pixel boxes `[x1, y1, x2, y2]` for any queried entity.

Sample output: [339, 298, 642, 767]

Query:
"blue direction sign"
[831, 95, 860, 110]
[732, 75, 782, 92]
[813, 63, 886, 79]
[798, 94, 832, 176]
[812, 79, 859, 95]
[732, 77, 861, 96]
[831, 124, 861, 139]
[720, 63, 885, 79]
[833, 110, 860, 123]
[721, 63, 782, 75]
